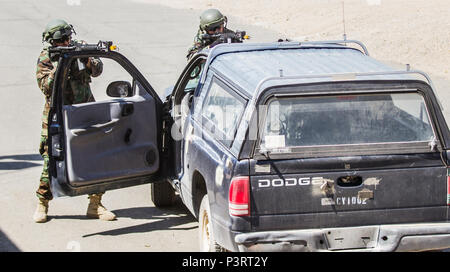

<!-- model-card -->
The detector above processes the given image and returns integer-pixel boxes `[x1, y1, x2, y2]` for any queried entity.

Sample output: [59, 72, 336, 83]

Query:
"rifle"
[201, 30, 250, 47]
[48, 40, 117, 61]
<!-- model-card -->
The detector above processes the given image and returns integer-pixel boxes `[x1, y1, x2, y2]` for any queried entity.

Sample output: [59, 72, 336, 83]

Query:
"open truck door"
[47, 41, 170, 197]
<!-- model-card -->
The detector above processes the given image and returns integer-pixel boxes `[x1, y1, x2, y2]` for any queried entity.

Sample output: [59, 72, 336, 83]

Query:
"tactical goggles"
[205, 23, 223, 32]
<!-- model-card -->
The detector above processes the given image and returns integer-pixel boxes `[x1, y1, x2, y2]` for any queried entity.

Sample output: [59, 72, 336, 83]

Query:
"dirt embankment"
[136, 0, 449, 80]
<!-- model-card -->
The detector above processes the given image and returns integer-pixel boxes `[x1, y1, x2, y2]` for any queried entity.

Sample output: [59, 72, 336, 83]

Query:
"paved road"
[0, 0, 279, 251]
[1, 0, 449, 252]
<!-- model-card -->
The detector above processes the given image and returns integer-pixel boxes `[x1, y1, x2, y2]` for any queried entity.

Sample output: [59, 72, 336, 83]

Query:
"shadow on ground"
[47, 215, 91, 221]
[79, 198, 197, 237]
[0, 228, 20, 252]
[0, 154, 41, 170]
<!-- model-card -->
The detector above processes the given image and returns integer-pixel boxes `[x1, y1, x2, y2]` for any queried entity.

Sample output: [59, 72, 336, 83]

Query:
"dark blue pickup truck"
[47, 40, 450, 251]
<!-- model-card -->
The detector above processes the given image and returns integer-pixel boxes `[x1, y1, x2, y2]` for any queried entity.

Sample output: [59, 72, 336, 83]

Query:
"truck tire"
[198, 194, 227, 252]
[151, 181, 176, 207]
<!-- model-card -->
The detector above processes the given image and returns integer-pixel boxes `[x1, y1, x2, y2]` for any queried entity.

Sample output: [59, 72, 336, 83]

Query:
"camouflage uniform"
[187, 27, 235, 59]
[35, 44, 103, 200]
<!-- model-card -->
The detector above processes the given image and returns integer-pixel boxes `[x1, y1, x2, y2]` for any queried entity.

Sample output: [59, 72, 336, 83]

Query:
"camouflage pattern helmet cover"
[199, 9, 227, 31]
[42, 19, 76, 43]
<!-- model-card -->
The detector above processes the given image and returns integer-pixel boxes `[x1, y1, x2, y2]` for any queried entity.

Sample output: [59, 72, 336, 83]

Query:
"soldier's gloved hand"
[85, 57, 92, 70]
[49, 51, 61, 62]
[88, 57, 103, 77]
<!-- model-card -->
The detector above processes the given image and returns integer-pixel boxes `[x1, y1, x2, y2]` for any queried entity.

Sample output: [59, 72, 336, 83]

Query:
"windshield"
[260, 92, 435, 149]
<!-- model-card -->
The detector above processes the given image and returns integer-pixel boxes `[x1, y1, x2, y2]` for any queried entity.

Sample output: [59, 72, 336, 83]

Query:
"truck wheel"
[151, 181, 176, 207]
[198, 194, 226, 252]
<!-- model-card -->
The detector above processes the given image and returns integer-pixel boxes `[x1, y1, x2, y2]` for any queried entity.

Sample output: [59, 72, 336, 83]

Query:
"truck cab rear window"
[260, 92, 435, 149]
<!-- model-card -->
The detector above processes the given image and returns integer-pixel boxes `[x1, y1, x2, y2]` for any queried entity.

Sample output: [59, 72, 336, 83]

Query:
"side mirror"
[106, 81, 132, 97]
[189, 66, 201, 79]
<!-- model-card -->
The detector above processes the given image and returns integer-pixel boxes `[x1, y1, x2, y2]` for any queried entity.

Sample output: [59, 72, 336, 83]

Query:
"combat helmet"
[199, 9, 227, 31]
[42, 19, 76, 43]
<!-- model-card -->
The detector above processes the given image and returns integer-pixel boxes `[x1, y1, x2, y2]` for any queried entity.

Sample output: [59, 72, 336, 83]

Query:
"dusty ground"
[136, 0, 449, 80]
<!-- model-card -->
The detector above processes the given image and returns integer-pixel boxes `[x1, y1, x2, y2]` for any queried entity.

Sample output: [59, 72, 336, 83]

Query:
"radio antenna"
[342, 1, 347, 41]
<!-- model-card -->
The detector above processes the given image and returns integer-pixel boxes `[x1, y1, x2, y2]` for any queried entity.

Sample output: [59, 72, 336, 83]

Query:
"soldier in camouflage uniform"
[34, 19, 116, 223]
[187, 8, 236, 60]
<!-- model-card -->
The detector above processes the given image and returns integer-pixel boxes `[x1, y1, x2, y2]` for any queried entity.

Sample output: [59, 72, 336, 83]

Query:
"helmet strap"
[70, 24, 77, 35]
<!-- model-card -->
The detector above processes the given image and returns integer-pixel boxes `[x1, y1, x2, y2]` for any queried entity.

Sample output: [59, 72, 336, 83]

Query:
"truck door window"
[180, 61, 205, 96]
[202, 79, 246, 147]
[63, 57, 134, 105]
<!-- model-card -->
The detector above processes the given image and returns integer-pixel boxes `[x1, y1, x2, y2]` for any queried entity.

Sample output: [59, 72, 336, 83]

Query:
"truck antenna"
[342, 1, 347, 41]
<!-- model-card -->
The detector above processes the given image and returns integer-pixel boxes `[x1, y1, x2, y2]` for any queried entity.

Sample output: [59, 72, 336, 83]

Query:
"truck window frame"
[200, 76, 248, 149]
[252, 86, 443, 160]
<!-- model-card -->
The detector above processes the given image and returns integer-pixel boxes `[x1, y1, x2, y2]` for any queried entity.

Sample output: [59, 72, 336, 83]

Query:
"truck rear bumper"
[234, 223, 450, 252]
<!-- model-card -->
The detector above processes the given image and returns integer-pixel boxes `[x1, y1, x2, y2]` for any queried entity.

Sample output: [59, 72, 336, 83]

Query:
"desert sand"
[136, 0, 449, 80]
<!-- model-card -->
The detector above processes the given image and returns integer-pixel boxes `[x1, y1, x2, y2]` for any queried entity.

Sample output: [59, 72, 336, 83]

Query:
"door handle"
[121, 103, 134, 117]
[337, 176, 363, 187]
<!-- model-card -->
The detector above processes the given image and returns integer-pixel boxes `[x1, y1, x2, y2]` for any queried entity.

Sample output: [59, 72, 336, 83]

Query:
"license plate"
[324, 226, 379, 250]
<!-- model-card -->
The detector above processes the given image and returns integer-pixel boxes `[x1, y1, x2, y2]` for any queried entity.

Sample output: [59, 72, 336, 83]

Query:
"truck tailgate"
[249, 155, 448, 230]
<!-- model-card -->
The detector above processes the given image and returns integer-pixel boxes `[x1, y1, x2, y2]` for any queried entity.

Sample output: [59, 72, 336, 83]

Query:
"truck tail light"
[229, 176, 250, 216]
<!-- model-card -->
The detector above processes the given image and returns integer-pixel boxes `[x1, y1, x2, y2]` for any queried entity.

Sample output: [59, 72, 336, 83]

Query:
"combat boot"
[33, 198, 49, 223]
[86, 193, 116, 221]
